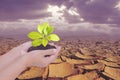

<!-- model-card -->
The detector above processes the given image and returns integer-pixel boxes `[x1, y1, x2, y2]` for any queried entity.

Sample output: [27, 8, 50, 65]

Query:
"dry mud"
[0, 38, 120, 80]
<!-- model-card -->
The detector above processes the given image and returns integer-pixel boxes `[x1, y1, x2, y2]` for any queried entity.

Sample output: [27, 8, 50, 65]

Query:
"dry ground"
[0, 38, 120, 80]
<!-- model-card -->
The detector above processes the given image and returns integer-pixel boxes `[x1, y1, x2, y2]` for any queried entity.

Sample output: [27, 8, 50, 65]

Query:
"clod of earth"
[18, 66, 45, 79]
[48, 62, 77, 78]
[103, 66, 120, 80]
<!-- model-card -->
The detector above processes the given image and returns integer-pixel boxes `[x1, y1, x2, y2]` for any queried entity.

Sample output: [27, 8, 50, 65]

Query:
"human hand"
[0, 41, 61, 80]
[19, 41, 61, 67]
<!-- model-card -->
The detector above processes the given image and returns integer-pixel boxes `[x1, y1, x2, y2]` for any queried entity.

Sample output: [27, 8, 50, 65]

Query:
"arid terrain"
[0, 38, 120, 80]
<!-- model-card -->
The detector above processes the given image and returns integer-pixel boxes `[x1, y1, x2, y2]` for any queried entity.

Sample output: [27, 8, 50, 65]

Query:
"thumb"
[28, 49, 55, 56]
[20, 41, 32, 52]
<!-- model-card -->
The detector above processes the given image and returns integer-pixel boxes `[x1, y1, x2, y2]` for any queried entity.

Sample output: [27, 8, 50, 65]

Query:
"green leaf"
[42, 38, 48, 47]
[28, 31, 43, 40]
[43, 22, 49, 35]
[32, 39, 42, 47]
[45, 26, 54, 35]
[47, 34, 60, 41]
[38, 24, 44, 34]
[44, 26, 48, 35]
[43, 22, 49, 27]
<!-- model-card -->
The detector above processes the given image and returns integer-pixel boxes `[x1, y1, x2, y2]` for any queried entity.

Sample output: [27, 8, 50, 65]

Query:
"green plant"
[28, 22, 60, 47]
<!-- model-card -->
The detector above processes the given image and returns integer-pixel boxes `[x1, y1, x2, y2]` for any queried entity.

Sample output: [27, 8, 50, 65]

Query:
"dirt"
[0, 38, 120, 80]
[27, 44, 56, 52]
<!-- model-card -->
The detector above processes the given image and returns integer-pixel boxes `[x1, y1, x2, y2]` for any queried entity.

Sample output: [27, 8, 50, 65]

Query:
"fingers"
[49, 43, 54, 46]
[24, 45, 61, 67]
[43, 46, 61, 62]
[44, 53, 58, 64]
[43, 45, 61, 57]
[28, 49, 55, 56]
[29, 45, 61, 55]
[20, 41, 32, 52]
[55, 46, 61, 53]
[36, 53, 58, 67]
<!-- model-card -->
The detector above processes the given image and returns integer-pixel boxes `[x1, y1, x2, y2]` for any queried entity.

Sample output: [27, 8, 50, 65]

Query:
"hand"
[19, 41, 61, 67]
[0, 41, 61, 80]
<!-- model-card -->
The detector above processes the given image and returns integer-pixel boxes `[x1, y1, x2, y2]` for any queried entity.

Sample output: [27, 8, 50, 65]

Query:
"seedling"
[28, 22, 60, 47]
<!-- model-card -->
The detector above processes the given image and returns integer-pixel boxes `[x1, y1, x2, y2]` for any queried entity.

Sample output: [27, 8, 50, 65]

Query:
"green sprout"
[28, 22, 60, 47]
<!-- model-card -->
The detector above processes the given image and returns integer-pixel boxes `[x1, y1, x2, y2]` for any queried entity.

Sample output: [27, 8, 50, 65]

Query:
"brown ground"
[0, 38, 120, 80]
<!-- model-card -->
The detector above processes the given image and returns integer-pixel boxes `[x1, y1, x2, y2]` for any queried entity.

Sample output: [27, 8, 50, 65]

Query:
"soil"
[27, 44, 56, 52]
[15, 77, 42, 80]
[0, 38, 120, 80]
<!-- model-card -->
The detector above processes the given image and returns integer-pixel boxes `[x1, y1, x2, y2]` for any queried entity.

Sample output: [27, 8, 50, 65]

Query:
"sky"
[0, 0, 120, 39]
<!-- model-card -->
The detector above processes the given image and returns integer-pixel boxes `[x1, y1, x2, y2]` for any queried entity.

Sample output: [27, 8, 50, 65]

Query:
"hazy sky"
[0, 0, 120, 38]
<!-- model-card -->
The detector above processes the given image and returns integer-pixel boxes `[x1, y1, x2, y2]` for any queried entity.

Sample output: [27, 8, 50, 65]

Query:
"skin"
[0, 41, 61, 80]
